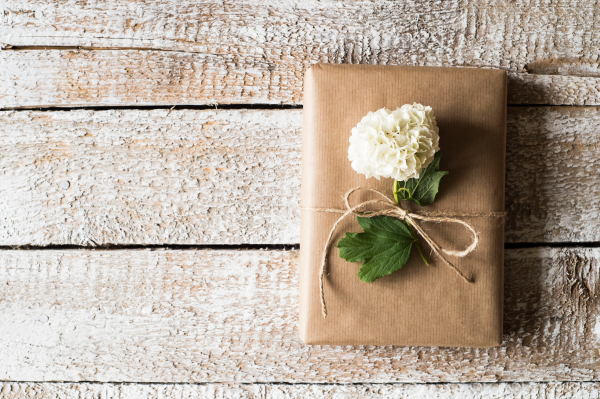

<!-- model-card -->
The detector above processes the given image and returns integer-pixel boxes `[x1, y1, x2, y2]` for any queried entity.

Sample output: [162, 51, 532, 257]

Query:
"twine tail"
[318, 208, 354, 318]
[406, 215, 473, 284]
[319, 268, 327, 318]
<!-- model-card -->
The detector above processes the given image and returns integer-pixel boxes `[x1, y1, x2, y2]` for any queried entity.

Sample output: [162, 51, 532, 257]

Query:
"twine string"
[300, 187, 506, 318]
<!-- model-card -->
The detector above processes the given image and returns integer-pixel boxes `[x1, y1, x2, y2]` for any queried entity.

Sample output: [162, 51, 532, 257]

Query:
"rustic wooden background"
[1, 0, 600, 398]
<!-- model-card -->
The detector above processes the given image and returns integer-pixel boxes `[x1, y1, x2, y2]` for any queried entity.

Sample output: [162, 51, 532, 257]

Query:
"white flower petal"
[348, 103, 440, 181]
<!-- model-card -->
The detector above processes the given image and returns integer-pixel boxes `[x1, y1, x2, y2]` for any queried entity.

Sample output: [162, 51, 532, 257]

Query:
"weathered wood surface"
[2, 0, 599, 391]
[507, 73, 600, 106]
[1, 247, 600, 382]
[526, 58, 600, 78]
[2, 0, 600, 107]
[505, 106, 600, 242]
[3, 382, 600, 399]
[2, 50, 600, 108]
[1, 107, 598, 245]
[0, 383, 262, 399]
[0, 109, 302, 245]
[2, 0, 598, 63]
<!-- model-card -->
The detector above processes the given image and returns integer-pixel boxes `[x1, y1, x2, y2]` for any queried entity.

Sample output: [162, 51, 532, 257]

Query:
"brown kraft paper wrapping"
[299, 64, 507, 347]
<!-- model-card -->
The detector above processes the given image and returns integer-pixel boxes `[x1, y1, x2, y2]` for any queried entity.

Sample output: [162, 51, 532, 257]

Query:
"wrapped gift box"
[299, 64, 506, 347]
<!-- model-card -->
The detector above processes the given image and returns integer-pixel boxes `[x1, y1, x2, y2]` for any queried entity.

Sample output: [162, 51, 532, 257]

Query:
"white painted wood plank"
[3, 382, 600, 399]
[507, 73, 600, 106]
[1, 248, 599, 382]
[0, 383, 262, 399]
[0, 107, 598, 245]
[2, 0, 598, 65]
[0, 109, 302, 245]
[1, 0, 600, 107]
[267, 383, 600, 398]
[1, 50, 599, 108]
[505, 106, 600, 242]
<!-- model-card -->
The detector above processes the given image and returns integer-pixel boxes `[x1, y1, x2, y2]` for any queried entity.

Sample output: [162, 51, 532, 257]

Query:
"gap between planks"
[0, 102, 593, 112]
[0, 244, 301, 251]
[0, 104, 304, 112]
[3, 243, 600, 252]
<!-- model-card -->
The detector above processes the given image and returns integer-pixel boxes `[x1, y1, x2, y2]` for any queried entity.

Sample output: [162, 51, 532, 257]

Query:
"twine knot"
[300, 187, 506, 318]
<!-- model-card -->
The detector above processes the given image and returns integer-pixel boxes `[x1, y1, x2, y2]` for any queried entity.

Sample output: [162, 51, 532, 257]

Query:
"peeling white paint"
[3, 382, 600, 399]
[1, 108, 599, 246]
[1, 1, 600, 107]
[0, 109, 302, 246]
[0, 248, 598, 382]
[593, 319, 600, 342]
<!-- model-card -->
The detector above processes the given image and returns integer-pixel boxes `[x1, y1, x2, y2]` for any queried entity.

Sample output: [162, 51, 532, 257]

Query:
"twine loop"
[301, 187, 506, 318]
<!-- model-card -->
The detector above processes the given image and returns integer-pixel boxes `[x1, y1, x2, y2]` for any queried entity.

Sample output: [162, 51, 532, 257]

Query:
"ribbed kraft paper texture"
[299, 64, 507, 347]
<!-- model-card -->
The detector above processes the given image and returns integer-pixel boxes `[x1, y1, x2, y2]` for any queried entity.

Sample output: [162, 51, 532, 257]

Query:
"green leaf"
[395, 151, 449, 206]
[336, 216, 415, 283]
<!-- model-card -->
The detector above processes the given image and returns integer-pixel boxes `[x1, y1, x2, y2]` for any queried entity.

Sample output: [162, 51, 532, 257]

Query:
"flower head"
[348, 103, 440, 181]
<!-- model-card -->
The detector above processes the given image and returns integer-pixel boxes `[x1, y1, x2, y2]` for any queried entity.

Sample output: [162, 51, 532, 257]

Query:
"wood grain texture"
[2, 0, 600, 107]
[1, 247, 600, 383]
[1, 107, 598, 245]
[3, 0, 599, 62]
[0, 109, 302, 245]
[2, 0, 599, 391]
[3, 382, 600, 399]
[526, 58, 600, 78]
[268, 383, 600, 398]
[2, 50, 600, 108]
[507, 73, 600, 106]
[0, 383, 261, 399]
[505, 106, 600, 242]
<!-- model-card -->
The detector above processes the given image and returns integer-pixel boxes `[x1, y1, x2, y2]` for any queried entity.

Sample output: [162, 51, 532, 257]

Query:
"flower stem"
[393, 180, 400, 204]
[393, 180, 412, 202]
[395, 180, 428, 266]
[405, 219, 430, 266]
[414, 239, 430, 267]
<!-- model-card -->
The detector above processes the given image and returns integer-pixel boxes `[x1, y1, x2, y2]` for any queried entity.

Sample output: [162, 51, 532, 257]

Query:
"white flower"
[348, 103, 440, 181]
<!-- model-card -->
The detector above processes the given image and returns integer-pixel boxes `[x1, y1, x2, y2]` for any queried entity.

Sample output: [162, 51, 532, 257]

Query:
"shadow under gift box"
[299, 64, 507, 347]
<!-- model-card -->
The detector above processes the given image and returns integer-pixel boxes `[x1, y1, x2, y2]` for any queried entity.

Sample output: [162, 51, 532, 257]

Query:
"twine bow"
[301, 187, 506, 318]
